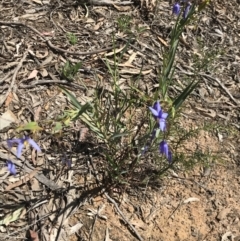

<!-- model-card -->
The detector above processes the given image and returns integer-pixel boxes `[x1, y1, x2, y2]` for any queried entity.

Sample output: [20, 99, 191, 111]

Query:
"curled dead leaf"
[183, 197, 200, 204]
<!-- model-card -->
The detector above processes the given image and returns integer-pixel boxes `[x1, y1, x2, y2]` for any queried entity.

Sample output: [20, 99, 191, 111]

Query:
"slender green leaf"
[109, 131, 130, 140]
[172, 80, 199, 110]
[16, 122, 42, 132]
[60, 87, 82, 110]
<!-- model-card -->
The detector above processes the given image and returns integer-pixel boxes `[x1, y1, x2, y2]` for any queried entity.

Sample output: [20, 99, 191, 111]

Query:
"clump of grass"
[7, 1, 215, 185]
[61, 60, 82, 82]
[66, 32, 78, 45]
[57, 1, 215, 185]
[117, 14, 132, 33]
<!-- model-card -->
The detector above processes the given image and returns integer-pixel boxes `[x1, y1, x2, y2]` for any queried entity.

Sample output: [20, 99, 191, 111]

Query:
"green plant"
[58, 1, 214, 184]
[117, 15, 132, 33]
[61, 60, 82, 81]
[66, 32, 78, 45]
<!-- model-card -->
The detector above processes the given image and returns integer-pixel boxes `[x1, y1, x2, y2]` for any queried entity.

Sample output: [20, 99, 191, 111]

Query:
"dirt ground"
[0, 0, 240, 240]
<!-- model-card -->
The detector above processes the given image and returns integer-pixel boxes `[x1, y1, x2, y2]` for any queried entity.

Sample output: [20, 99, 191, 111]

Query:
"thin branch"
[0, 21, 115, 56]
[104, 192, 143, 241]
[87, 155, 143, 241]
[0, 144, 61, 191]
[200, 73, 240, 105]
[0, 50, 28, 107]
[87, 0, 133, 5]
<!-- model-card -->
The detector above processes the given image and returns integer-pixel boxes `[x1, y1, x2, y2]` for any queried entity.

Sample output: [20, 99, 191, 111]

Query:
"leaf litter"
[0, 0, 240, 240]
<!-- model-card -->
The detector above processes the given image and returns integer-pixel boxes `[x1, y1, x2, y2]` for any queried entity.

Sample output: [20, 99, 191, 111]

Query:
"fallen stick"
[0, 145, 61, 191]
[87, 155, 143, 241]
[87, 0, 133, 5]
[0, 50, 28, 107]
[0, 21, 115, 56]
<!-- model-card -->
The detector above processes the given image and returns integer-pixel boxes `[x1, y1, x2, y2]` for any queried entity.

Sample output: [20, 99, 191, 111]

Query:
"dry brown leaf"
[28, 69, 38, 79]
[0, 110, 18, 130]
[105, 46, 125, 56]
[29, 230, 39, 241]
[112, 3, 131, 11]
[5, 168, 40, 191]
[32, 0, 43, 4]
[34, 106, 42, 122]
[41, 54, 53, 66]
[194, 107, 216, 118]
[105, 227, 113, 241]
[31, 148, 38, 165]
[93, 21, 104, 31]
[183, 197, 200, 204]
[39, 68, 48, 77]
[5, 92, 14, 107]
[68, 222, 83, 235]
[85, 18, 95, 23]
[120, 68, 152, 75]
[130, 218, 146, 230]
[19, 11, 48, 20]
[157, 36, 168, 47]
[106, 59, 134, 67]
[36, 49, 48, 59]
[123, 52, 137, 66]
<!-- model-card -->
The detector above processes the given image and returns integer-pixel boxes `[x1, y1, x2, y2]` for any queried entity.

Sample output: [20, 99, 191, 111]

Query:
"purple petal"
[183, 3, 191, 19]
[7, 139, 21, 149]
[17, 141, 24, 158]
[159, 119, 167, 131]
[7, 140, 14, 149]
[167, 151, 172, 163]
[7, 160, 16, 175]
[159, 141, 168, 155]
[153, 101, 161, 113]
[149, 107, 159, 117]
[161, 112, 168, 119]
[27, 138, 41, 152]
[172, 2, 181, 15]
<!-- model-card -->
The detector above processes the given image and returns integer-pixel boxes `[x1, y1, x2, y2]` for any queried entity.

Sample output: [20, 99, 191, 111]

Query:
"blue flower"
[159, 141, 172, 162]
[7, 136, 41, 158]
[149, 101, 168, 131]
[172, 2, 181, 15]
[6, 160, 16, 175]
[183, 2, 191, 19]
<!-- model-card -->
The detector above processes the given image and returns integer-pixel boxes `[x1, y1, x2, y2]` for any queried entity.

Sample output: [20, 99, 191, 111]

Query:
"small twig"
[0, 79, 86, 91]
[176, 65, 239, 105]
[0, 50, 28, 107]
[167, 198, 184, 220]
[104, 192, 143, 241]
[171, 175, 214, 195]
[46, 39, 114, 56]
[5, 168, 40, 191]
[20, 79, 86, 90]
[0, 144, 61, 191]
[87, 0, 133, 5]
[87, 156, 143, 241]
[200, 73, 240, 105]
[0, 21, 115, 56]
[0, 70, 13, 84]
[89, 205, 104, 241]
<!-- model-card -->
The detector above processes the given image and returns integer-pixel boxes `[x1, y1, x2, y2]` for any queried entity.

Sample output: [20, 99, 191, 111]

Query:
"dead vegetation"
[0, 0, 240, 240]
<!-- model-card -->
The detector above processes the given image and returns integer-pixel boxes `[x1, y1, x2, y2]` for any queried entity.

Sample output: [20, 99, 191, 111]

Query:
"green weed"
[66, 32, 78, 45]
[61, 60, 82, 82]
